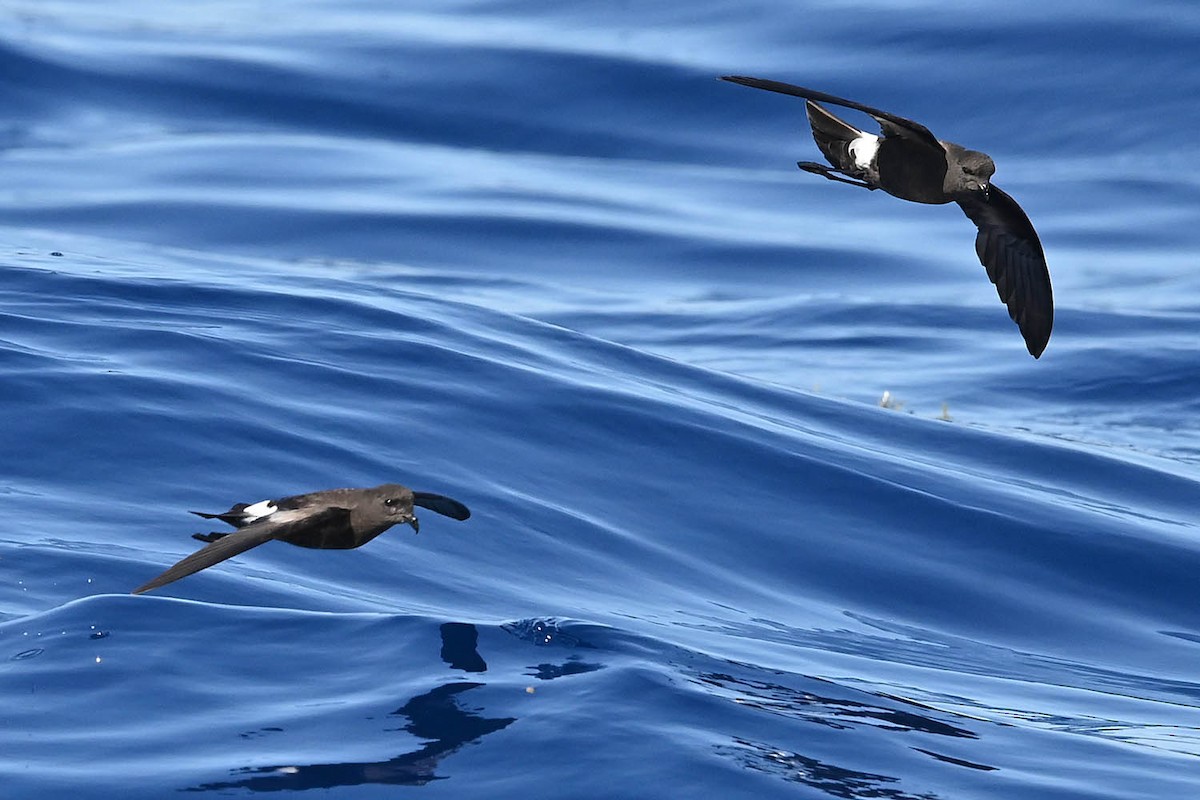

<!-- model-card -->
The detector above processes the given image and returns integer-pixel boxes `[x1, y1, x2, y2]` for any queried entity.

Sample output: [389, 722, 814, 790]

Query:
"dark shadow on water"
[185, 623, 514, 793]
[440, 621, 487, 673]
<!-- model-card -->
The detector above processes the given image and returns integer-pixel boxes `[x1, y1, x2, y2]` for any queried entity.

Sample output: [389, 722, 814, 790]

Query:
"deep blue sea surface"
[4, 2, 1200, 797]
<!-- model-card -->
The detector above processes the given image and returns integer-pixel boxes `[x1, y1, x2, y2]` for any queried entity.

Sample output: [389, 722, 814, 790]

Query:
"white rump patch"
[242, 499, 278, 522]
[848, 133, 879, 170]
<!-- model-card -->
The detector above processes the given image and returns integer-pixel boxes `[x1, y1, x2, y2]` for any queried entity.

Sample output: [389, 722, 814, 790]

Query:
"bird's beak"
[408, 516, 420, 534]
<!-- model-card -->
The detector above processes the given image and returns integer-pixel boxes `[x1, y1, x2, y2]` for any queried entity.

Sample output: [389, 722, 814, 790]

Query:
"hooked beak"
[408, 516, 420, 534]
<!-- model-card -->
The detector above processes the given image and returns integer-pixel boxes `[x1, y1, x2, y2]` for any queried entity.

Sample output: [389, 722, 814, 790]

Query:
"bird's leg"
[192, 532, 229, 543]
[797, 161, 876, 190]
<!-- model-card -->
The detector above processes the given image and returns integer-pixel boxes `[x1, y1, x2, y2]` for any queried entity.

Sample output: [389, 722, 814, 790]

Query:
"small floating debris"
[879, 390, 904, 411]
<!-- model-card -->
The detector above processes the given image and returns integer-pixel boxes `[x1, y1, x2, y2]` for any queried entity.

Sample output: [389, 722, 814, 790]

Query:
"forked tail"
[804, 101, 867, 178]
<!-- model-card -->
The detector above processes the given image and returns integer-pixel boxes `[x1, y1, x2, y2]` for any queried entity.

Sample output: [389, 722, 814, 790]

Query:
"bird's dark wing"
[956, 186, 1053, 358]
[414, 492, 471, 521]
[132, 526, 278, 594]
[132, 508, 346, 594]
[721, 75, 941, 149]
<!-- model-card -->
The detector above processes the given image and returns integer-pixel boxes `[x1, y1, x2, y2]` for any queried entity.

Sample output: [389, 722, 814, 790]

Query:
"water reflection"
[695, 672, 976, 738]
[698, 667, 987, 796]
[911, 747, 995, 771]
[528, 658, 603, 680]
[719, 736, 946, 800]
[502, 618, 604, 680]
[187, 622, 513, 793]
[501, 618, 593, 649]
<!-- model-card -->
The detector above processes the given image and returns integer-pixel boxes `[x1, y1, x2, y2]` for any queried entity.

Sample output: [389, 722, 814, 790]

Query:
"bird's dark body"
[198, 489, 400, 548]
[874, 140, 951, 204]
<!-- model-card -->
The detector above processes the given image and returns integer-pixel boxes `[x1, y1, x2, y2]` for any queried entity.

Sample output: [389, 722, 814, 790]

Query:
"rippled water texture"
[3, 2, 1200, 798]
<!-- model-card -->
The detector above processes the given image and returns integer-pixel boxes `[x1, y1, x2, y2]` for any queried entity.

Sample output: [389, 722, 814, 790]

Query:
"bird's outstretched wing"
[721, 75, 940, 149]
[132, 508, 346, 594]
[956, 186, 1053, 358]
[413, 492, 471, 521]
[132, 526, 277, 594]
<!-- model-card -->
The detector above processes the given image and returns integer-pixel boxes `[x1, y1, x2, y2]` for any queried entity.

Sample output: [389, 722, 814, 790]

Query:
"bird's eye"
[384, 498, 400, 507]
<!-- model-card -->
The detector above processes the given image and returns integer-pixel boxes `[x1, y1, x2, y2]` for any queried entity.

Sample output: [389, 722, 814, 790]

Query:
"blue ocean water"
[3, 1, 1200, 797]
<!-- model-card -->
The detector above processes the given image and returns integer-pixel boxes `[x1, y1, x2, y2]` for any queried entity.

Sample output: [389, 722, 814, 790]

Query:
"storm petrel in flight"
[722, 75, 1053, 358]
[132, 483, 471, 594]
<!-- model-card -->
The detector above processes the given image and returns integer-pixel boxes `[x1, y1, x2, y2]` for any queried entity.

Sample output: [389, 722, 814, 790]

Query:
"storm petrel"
[132, 483, 471, 594]
[722, 75, 1053, 358]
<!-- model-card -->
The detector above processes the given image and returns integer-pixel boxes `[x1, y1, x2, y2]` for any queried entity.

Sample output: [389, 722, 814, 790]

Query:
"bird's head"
[945, 143, 995, 197]
[368, 482, 471, 535]
[373, 484, 420, 532]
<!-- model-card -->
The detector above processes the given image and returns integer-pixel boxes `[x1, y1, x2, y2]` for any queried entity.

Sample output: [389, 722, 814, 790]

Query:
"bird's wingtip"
[1019, 318, 1052, 358]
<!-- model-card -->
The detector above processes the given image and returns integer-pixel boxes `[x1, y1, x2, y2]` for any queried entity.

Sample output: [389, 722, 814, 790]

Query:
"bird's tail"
[804, 100, 864, 174]
[190, 504, 251, 527]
